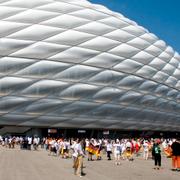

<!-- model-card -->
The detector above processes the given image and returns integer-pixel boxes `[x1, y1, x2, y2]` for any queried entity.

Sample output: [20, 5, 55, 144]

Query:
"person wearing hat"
[152, 140, 161, 170]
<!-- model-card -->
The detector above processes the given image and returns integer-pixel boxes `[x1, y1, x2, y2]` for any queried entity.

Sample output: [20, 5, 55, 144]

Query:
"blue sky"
[89, 0, 180, 53]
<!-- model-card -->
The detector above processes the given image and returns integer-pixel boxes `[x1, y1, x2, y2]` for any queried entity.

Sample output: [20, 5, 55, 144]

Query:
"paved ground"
[0, 146, 179, 180]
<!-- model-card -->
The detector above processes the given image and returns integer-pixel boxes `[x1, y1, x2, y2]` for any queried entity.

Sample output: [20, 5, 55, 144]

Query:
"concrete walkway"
[0, 147, 179, 180]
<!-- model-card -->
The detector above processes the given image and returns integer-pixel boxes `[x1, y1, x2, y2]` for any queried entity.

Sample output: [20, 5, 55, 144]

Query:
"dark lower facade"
[1, 126, 179, 139]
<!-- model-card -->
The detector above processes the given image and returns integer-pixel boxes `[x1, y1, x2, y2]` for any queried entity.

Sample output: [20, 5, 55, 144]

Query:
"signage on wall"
[48, 129, 57, 133]
[78, 130, 86, 133]
[103, 130, 109, 135]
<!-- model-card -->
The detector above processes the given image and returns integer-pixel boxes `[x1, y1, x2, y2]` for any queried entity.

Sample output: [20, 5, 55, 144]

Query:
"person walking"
[106, 140, 113, 160]
[171, 139, 180, 171]
[143, 140, 149, 160]
[152, 140, 161, 170]
[73, 139, 85, 177]
[113, 139, 122, 165]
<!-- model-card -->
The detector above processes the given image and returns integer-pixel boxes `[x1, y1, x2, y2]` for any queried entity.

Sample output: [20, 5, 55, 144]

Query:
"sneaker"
[81, 172, 86, 176]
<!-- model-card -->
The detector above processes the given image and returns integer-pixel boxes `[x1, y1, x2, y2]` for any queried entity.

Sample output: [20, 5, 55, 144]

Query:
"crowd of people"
[0, 136, 180, 177]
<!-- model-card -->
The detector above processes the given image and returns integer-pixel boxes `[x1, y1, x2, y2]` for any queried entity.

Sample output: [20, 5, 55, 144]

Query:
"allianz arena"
[0, 0, 180, 133]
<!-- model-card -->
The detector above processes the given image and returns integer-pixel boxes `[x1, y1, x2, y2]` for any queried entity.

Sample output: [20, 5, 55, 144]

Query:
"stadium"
[0, 0, 179, 137]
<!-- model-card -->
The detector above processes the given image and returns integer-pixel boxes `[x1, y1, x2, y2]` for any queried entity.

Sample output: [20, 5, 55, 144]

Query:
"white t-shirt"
[126, 142, 132, 148]
[49, 140, 55, 148]
[143, 142, 149, 152]
[33, 138, 38, 145]
[107, 143, 113, 151]
[28, 137, 32, 145]
[85, 140, 89, 148]
[72, 143, 83, 157]
[113, 143, 121, 153]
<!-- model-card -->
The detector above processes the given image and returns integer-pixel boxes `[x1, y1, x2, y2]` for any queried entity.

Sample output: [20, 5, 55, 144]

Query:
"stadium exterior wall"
[0, 0, 180, 131]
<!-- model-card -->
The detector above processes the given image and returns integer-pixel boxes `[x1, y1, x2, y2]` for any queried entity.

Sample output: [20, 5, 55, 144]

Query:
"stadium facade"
[0, 0, 180, 135]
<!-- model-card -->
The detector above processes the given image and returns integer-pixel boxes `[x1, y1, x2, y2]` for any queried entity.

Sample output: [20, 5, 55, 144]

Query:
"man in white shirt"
[27, 137, 32, 150]
[143, 140, 149, 160]
[113, 139, 121, 165]
[73, 139, 85, 177]
[33, 137, 38, 150]
[106, 140, 113, 160]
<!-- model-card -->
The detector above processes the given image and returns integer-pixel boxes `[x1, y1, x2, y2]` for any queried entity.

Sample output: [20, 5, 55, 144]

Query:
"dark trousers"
[154, 154, 161, 166]
[27, 144, 31, 150]
[107, 151, 111, 160]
